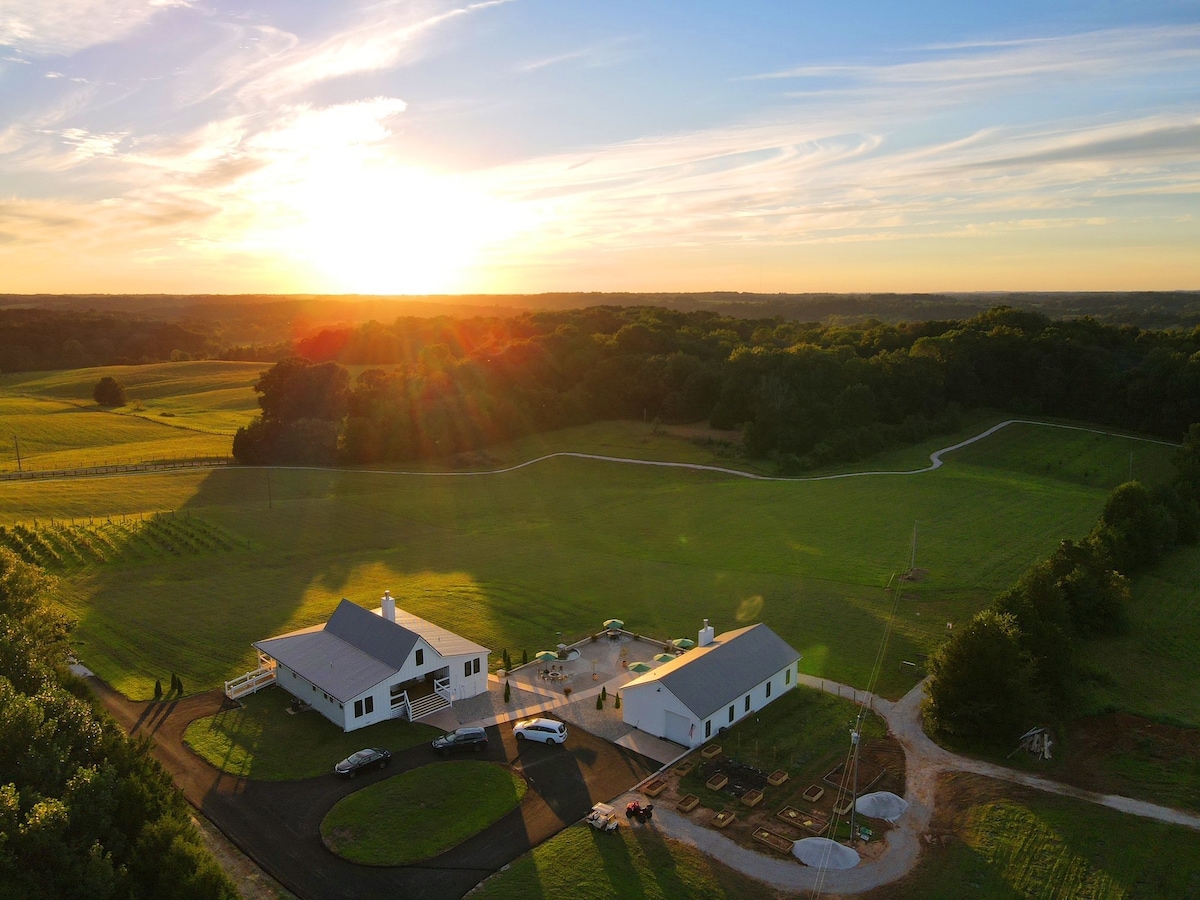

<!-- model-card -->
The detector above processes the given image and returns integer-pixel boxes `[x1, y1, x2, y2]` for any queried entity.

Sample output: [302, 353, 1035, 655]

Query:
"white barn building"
[620, 620, 801, 747]
[248, 591, 490, 732]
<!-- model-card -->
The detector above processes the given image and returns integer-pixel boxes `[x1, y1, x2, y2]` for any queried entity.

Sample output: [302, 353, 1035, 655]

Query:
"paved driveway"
[91, 681, 657, 900]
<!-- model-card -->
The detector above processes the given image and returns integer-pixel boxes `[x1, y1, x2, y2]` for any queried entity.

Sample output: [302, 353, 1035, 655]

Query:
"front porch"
[390, 667, 453, 721]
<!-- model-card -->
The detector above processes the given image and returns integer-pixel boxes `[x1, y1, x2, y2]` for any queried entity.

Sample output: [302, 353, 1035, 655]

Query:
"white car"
[513, 717, 568, 745]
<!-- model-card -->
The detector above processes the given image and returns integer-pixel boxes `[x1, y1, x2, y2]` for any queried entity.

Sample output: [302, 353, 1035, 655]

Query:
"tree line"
[0, 547, 236, 899]
[233, 305, 1200, 468]
[924, 425, 1200, 745]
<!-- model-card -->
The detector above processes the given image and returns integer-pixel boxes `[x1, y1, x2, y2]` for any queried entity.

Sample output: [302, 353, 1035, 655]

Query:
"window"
[473, 657, 481, 674]
[785, 667, 791, 685]
[354, 699, 363, 717]
[728, 705, 735, 723]
[415, 648, 424, 666]
[765, 680, 772, 698]
[745, 695, 751, 712]
[364, 696, 374, 714]
[465, 660, 472, 678]
[705, 719, 712, 738]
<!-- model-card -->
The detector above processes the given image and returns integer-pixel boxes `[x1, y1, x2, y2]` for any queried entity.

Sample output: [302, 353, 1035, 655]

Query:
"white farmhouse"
[244, 591, 489, 732]
[620, 619, 801, 747]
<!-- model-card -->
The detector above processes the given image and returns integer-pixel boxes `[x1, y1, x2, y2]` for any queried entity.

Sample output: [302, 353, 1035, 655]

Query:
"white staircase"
[408, 692, 451, 720]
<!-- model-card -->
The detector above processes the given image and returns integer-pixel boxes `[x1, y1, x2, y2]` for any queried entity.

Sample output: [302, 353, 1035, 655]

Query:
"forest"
[232, 305, 1200, 469]
[0, 547, 236, 899]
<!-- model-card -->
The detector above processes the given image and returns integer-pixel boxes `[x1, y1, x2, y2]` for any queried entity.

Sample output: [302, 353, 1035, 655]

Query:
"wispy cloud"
[517, 35, 639, 73]
[0, 0, 193, 57]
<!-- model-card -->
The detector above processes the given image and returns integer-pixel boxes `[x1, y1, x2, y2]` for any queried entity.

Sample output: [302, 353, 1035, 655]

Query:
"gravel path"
[627, 676, 1200, 893]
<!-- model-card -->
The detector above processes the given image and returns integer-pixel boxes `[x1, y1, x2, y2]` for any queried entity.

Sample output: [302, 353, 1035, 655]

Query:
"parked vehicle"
[431, 726, 489, 755]
[513, 717, 568, 745]
[334, 747, 391, 778]
[625, 801, 654, 823]
[586, 802, 619, 832]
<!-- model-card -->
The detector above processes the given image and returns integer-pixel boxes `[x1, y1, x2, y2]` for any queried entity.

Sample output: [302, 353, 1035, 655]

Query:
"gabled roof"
[624, 623, 801, 720]
[253, 598, 486, 703]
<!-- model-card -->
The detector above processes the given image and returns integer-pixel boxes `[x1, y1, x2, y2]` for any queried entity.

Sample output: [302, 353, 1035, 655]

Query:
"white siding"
[621, 660, 800, 747]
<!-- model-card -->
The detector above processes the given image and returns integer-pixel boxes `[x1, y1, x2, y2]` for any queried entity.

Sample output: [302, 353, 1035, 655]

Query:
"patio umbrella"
[627, 662, 652, 673]
[534, 650, 559, 663]
[654, 653, 675, 663]
[603, 618, 624, 630]
[672, 638, 695, 650]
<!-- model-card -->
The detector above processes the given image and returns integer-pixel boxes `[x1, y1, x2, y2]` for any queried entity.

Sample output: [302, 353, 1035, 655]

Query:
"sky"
[1, 1, 1198, 295]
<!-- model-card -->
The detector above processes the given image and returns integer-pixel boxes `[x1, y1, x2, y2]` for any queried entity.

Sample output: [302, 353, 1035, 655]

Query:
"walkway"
[620, 676, 1200, 893]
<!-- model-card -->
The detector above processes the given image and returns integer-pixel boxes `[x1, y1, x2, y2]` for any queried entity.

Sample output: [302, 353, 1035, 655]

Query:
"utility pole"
[266, 471, 273, 510]
[13, 436, 21, 473]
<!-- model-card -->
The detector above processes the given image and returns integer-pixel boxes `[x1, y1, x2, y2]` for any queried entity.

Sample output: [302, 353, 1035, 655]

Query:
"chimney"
[381, 590, 396, 623]
[698, 618, 714, 647]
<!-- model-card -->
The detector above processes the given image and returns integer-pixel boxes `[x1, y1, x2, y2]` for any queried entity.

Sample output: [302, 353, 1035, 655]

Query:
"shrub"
[504, 681, 511, 703]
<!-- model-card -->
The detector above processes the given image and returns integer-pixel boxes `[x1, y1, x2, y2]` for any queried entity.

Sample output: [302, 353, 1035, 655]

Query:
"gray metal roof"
[624, 623, 801, 720]
[254, 627, 395, 703]
[325, 599, 419, 669]
[254, 599, 419, 702]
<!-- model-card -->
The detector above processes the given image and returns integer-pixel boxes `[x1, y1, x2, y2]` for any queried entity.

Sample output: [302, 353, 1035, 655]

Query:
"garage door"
[664, 710, 691, 746]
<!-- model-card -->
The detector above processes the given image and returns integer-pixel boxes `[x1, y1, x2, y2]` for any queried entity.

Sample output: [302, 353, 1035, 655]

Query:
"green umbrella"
[603, 618, 624, 630]
[628, 661, 652, 673]
[534, 650, 559, 663]
[672, 638, 695, 650]
[654, 653, 675, 663]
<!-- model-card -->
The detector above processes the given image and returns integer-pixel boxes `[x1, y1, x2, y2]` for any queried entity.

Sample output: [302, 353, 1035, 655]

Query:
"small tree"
[596, 695, 604, 710]
[600, 686, 607, 701]
[615, 693, 621, 710]
[502, 648, 511, 670]
[521, 649, 528, 666]
[504, 680, 511, 703]
[93, 376, 127, 407]
[154, 679, 163, 700]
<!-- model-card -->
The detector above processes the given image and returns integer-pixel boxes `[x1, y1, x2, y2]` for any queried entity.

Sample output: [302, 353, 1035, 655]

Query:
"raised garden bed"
[802, 784, 825, 803]
[676, 794, 700, 813]
[642, 778, 668, 798]
[741, 788, 764, 808]
[833, 798, 853, 816]
[705, 773, 729, 791]
[767, 770, 789, 786]
[711, 809, 736, 829]
[776, 806, 828, 835]
[673, 761, 695, 777]
[701, 745, 722, 759]
[753, 827, 795, 854]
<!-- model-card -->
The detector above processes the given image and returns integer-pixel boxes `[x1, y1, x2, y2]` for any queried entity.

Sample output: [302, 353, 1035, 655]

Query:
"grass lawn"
[471, 821, 783, 900]
[0, 415, 1179, 702]
[320, 760, 525, 865]
[869, 773, 1200, 900]
[182, 686, 441, 780]
[1075, 545, 1200, 729]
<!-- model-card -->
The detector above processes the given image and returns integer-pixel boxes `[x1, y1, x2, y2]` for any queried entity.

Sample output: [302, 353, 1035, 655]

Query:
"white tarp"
[855, 791, 908, 823]
[793, 837, 860, 869]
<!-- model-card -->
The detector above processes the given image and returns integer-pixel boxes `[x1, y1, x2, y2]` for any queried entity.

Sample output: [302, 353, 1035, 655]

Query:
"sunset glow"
[0, 2, 1197, 293]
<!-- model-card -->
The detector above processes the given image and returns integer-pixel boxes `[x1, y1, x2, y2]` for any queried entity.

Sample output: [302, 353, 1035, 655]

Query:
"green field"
[871, 774, 1200, 900]
[0, 361, 262, 472]
[0, 415, 1177, 702]
[471, 822, 782, 900]
[320, 761, 526, 865]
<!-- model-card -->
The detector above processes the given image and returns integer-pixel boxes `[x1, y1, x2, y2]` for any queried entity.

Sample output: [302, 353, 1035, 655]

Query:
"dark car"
[431, 726, 489, 755]
[334, 747, 391, 778]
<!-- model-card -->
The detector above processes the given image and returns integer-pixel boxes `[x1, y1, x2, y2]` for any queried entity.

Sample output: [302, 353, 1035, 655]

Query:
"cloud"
[241, 0, 511, 103]
[517, 35, 639, 73]
[0, 0, 193, 57]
